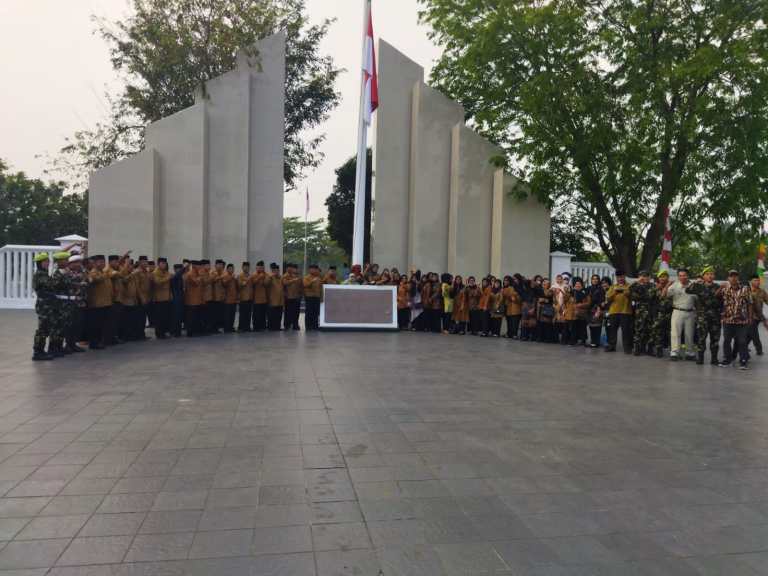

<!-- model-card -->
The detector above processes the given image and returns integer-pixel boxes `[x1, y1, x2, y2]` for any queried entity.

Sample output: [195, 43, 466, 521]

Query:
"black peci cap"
[256, 260, 264, 267]
[270, 262, 279, 270]
[138, 255, 148, 261]
[158, 257, 167, 264]
[242, 261, 250, 266]
[108, 255, 120, 262]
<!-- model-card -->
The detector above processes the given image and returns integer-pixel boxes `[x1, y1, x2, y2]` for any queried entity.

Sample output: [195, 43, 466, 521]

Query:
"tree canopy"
[325, 149, 372, 262]
[56, 0, 340, 191]
[282, 217, 346, 272]
[0, 160, 87, 247]
[419, 0, 768, 275]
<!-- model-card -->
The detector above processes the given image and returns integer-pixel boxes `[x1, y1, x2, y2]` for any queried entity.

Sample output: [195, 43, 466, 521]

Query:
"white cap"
[68, 255, 83, 263]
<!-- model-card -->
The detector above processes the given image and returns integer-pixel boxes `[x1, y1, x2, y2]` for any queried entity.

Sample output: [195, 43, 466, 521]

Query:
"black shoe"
[605, 347, 616, 352]
[696, 353, 704, 365]
[670, 355, 679, 361]
[655, 348, 664, 358]
[757, 350, 764, 356]
[739, 363, 749, 370]
[66, 345, 86, 353]
[711, 359, 719, 366]
[718, 361, 731, 367]
[32, 351, 53, 361]
[89, 344, 105, 350]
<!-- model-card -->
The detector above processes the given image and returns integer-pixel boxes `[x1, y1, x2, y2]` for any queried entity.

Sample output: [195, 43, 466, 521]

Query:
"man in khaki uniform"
[303, 264, 323, 330]
[251, 261, 269, 332]
[267, 263, 284, 331]
[237, 262, 253, 332]
[200, 260, 214, 333]
[223, 263, 238, 332]
[282, 263, 302, 331]
[211, 259, 226, 333]
[183, 261, 204, 336]
[136, 256, 152, 340]
[104, 254, 129, 345]
[152, 258, 172, 339]
[86, 255, 112, 350]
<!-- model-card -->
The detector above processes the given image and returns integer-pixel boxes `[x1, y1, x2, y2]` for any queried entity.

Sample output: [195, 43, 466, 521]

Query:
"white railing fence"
[570, 261, 616, 282]
[0, 245, 59, 309]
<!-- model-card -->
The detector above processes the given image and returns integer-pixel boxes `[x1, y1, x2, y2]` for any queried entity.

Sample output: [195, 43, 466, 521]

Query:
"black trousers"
[537, 321, 555, 343]
[481, 311, 491, 335]
[431, 309, 442, 333]
[153, 301, 171, 337]
[268, 306, 283, 331]
[305, 297, 320, 330]
[441, 312, 452, 332]
[469, 310, 483, 334]
[747, 320, 763, 355]
[489, 317, 502, 336]
[87, 306, 109, 348]
[185, 305, 202, 336]
[224, 304, 236, 332]
[104, 303, 122, 345]
[398, 308, 410, 330]
[723, 323, 749, 365]
[607, 313, 633, 353]
[284, 299, 300, 330]
[66, 307, 84, 348]
[210, 301, 225, 332]
[589, 324, 602, 346]
[505, 315, 521, 338]
[238, 302, 252, 332]
[120, 305, 134, 340]
[568, 319, 587, 344]
[252, 303, 267, 331]
[171, 299, 184, 336]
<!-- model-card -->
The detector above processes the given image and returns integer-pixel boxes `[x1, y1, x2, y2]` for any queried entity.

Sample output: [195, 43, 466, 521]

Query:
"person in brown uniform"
[104, 253, 129, 345]
[479, 277, 492, 336]
[303, 264, 323, 331]
[152, 258, 172, 339]
[282, 263, 303, 331]
[210, 260, 227, 333]
[251, 261, 269, 332]
[465, 277, 482, 335]
[323, 266, 339, 285]
[419, 275, 433, 333]
[237, 262, 253, 332]
[223, 263, 238, 332]
[119, 260, 138, 340]
[397, 274, 411, 330]
[86, 255, 112, 350]
[502, 275, 522, 338]
[747, 274, 768, 357]
[267, 263, 284, 331]
[450, 276, 468, 334]
[183, 261, 204, 336]
[135, 256, 152, 340]
[605, 269, 633, 353]
[487, 279, 505, 337]
[200, 260, 214, 333]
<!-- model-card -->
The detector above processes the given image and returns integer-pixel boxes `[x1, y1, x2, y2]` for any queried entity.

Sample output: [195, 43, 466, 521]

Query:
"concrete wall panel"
[371, 40, 424, 270]
[88, 150, 157, 257]
[247, 31, 285, 267]
[145, 103, 206, 263]
[451, 125, 500, 279]
[500, 174, 551, 278]
[408, 83, 464, 273]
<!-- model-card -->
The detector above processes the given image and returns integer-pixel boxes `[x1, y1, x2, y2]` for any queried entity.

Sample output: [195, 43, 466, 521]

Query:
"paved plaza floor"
[1, 310, 768, 575]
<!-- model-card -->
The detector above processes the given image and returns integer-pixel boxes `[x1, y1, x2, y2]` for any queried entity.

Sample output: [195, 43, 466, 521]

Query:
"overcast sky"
[0, 0, 441, 222]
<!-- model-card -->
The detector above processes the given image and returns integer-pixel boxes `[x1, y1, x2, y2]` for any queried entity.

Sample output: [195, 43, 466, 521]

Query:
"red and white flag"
[660, 206, 672, 271]
[363, 5, 378, 126]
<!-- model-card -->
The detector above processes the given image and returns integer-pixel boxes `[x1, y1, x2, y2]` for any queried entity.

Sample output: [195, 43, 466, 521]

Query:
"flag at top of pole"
[659, 206, 672, 271]
[352, 0, 377, 266]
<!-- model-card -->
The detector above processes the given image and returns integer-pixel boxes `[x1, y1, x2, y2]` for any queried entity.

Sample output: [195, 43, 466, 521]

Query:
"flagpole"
[351, 0, 370, 267]
[303, 187, 309, 275]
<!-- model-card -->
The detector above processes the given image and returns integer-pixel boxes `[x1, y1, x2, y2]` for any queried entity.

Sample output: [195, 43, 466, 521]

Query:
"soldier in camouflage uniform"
[685, 266, 722, 365]
[629, 270, 653, 355]
[64, 254, 88, 353]
[651, 270, 672, 357]
[48, 252, 72, 357]
[32, 253, 55, 361]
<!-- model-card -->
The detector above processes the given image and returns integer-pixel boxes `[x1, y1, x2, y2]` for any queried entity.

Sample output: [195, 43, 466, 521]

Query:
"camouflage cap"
[656, 270, 669, 278]
[33, 252, 49, 263]
[53, 251, 71, 261]
[701, 265, 715, 275]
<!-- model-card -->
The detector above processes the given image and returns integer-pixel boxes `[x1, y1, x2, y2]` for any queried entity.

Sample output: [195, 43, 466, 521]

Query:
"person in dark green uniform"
[49, 251, 72, 357]
[685, 266, 723, 365]
[32, 252, 55, 361]
[629, 270, 653, 355]
[651, 270, 672, 357]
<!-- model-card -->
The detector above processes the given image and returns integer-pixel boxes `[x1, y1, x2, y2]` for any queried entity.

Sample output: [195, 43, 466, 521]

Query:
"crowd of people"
[31, 251, 767, 370]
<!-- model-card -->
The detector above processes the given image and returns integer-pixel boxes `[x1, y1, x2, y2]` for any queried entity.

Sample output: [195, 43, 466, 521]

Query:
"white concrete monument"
[372, 40, 551, 279]
[88, 32, 286, 266]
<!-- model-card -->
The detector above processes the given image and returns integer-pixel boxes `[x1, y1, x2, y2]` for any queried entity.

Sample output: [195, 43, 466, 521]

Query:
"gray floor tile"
[315, 549, 382, 576]
[123, 532, 195, 562]
[79, 512, 146, 537]
[252, 524, 312, 555]
[188, 529, 253, 559]
[55, 535, 133, 566]
[311, 521, 371, 551]
[15, 515, 89, 540]
[0, 538, 71, 569]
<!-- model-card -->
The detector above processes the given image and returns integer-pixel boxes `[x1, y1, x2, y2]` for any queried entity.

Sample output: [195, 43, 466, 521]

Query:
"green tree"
[282, 217, 346, 273]
[419, 0, 768, 275]
[0, 160, 87, 247]
[56, 0, 340, 191]
[671, 223, 762, 280]
[325, 148, 372, 262]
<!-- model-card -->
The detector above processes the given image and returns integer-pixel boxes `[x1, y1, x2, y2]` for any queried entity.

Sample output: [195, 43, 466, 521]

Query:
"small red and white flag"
[660, 206, 672, 271]
[363, 5, 378, 126]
